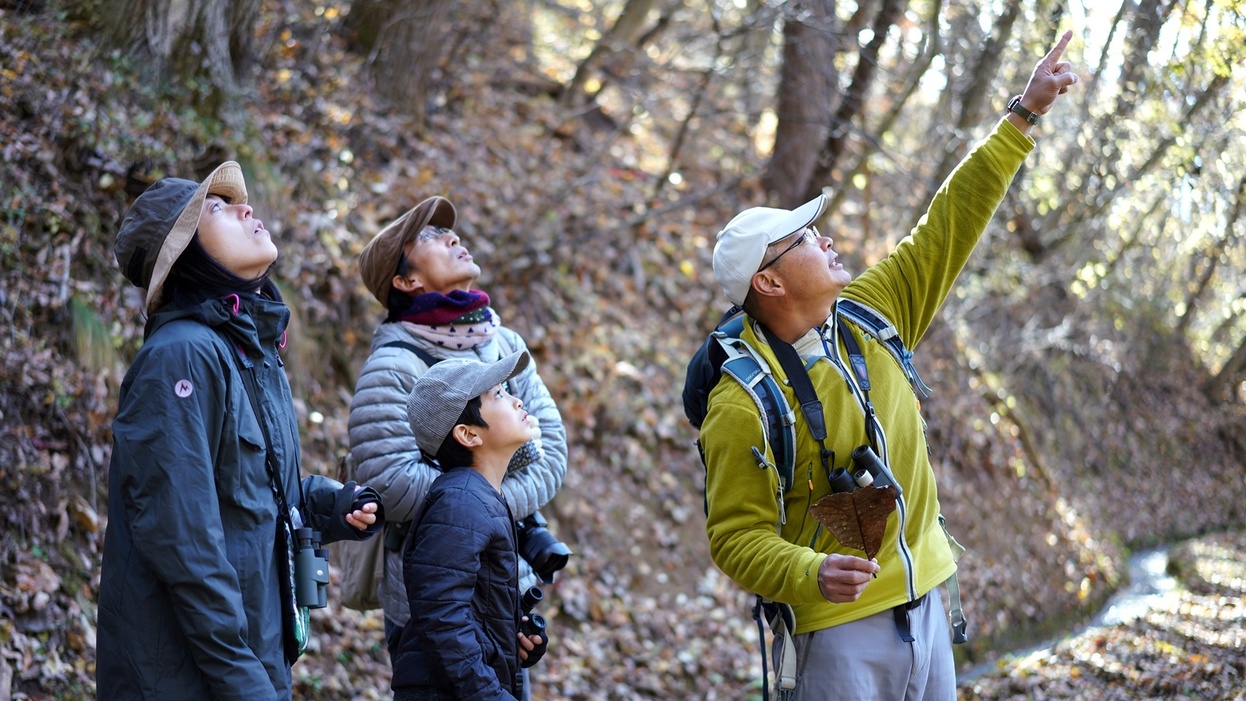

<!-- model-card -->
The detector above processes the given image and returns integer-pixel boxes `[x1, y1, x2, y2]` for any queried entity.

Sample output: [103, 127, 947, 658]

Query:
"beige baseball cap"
[114, 161, 248, 313]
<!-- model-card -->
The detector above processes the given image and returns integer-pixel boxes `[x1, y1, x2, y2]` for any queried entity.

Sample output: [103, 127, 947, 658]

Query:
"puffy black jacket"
[391, 467, 523, 700]
[97, 293, 373, 701]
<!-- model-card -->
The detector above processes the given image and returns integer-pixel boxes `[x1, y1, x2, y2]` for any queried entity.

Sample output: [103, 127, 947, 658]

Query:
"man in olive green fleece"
[702, 31, 1079, 699]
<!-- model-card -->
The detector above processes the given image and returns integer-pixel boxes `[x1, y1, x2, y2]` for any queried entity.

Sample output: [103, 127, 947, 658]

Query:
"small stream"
[957, 545, 1178, 684]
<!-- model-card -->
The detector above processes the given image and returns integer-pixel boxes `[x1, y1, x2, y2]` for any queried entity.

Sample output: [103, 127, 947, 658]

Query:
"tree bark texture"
[803, 0, 906, 204]
[762, 0, 840, 208]
[99, 0, 261, 101]
[355, 0, 456, 126]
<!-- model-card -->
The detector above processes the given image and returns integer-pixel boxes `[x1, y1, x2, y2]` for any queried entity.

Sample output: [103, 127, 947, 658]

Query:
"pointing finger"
[1043, 29, 1073, 66]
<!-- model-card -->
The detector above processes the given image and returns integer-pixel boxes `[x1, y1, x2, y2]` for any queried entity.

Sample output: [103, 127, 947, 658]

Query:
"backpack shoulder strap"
[493, 329, 515, 357]
[716, 336, 797, 496]
[381, 340, 441, 368]
[836, 298, 932, 397]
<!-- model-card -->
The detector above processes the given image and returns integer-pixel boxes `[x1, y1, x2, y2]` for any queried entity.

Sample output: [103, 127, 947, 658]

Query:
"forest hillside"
[2, 0, 1245, 699]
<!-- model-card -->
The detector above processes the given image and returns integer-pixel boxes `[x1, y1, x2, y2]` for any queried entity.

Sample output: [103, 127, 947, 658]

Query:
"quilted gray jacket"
[347, 319, 568, 625]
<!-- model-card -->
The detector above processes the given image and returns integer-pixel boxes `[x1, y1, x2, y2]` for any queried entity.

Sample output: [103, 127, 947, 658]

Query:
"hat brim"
[767, 194, 828, 245]
[465, 350, 530, 401]
[361, 196, 457, 306]
[144, 161, 249, 312]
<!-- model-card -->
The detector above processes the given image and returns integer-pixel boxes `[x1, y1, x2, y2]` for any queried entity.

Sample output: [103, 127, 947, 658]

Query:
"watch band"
[1007, 95, 1039, 125]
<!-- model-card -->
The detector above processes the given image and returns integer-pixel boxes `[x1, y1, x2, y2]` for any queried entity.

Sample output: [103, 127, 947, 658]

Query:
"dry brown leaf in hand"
[808, 486, 897, 560]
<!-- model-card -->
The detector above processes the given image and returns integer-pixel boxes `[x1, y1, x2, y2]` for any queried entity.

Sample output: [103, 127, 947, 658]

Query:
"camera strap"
[220, 330, 312, 664]
[235, 358, 302, 536]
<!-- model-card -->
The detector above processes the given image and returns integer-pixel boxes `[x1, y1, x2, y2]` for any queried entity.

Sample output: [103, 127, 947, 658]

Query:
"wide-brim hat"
[406, 350, 531, 457]
[712, 194, 827, 306]
[359, 196, 457, 306]
[114, 161, 248, 313]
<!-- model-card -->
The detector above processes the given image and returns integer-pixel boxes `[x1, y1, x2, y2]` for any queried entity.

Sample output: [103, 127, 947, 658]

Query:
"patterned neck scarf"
[395, 290, 500, 350]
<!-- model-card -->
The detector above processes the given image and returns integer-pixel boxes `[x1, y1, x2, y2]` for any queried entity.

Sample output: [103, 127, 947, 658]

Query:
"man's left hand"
[1010, 29, 1079, 132]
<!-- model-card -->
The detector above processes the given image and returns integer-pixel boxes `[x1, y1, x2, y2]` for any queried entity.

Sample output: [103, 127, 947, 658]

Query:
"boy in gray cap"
[389, 350, 547, 701]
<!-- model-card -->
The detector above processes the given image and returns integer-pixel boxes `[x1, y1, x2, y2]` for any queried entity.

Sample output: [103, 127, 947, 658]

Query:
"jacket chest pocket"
[220, 396, 279, 521]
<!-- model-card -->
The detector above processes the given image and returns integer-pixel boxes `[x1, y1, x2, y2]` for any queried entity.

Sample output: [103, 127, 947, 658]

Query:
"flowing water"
[957, 545, 1178, 684]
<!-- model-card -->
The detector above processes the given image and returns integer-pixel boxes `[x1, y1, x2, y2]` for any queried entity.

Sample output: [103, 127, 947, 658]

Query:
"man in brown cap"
[347, 196, 569, 683]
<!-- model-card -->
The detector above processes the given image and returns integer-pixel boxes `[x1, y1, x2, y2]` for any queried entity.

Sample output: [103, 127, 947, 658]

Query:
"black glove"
[316, 480, 384, 542]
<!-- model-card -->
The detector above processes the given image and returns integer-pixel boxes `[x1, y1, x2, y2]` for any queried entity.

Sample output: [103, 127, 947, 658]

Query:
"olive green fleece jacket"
[703, 119, 1034, 635]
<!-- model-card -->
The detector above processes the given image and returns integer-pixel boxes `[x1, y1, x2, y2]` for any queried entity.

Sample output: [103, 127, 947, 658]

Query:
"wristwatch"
[1007, 95, 1039, 125]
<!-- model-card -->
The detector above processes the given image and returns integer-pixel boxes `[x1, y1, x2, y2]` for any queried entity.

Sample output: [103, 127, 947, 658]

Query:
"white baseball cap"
[712, 194, 827, 306]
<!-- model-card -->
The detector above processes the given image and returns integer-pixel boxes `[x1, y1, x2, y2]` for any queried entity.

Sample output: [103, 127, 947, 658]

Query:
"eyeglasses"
[757, 226, 818, 273]
[396, 226, 456, 277]
[417, 226, 453, 243]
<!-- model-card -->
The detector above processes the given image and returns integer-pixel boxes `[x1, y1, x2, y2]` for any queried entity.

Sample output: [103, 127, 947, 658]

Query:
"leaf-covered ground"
[3, 2, 1246, 700]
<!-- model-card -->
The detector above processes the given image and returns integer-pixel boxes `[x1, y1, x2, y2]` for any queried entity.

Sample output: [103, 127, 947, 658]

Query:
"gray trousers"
[792, 594, 955, 700]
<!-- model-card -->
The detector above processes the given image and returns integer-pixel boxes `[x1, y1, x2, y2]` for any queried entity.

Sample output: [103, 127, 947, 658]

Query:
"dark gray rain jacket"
[97, 293, 368, 701]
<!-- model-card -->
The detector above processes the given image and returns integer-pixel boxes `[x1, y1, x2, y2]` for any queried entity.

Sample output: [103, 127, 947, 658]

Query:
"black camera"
[293, 527, 329, 609]
[516, 511, 571, 584]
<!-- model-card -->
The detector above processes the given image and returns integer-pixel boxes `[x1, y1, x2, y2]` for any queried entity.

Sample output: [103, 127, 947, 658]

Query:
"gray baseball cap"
[406, 350, 531, 457]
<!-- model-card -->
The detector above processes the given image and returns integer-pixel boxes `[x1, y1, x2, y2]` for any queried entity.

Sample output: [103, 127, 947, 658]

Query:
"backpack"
[683, 299, 963, 701]
[330, 452, 387, 610]
[330, 340, 442, 612]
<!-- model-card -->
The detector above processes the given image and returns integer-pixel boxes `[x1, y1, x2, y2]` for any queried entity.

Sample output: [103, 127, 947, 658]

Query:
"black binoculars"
[519, 585, 546, 638]
[293, 527, 329, 609]
[827, 445, 903, 497]
[518, 585, 549, 668]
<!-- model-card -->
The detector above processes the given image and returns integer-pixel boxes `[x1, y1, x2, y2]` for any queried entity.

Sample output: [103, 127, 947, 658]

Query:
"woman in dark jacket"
[97, 162, 382, 701]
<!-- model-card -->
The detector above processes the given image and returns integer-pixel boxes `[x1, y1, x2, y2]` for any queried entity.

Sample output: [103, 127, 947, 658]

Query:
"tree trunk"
[802, 0, 906, 204]
[99, 0, 261, 108]
[823, 0, 943, 219]
[1177, 174, 1246, 336]
[925, 0, 1020, 196]
[738, 0, 774, 130]
[1206, 332, 1246, 404]
[1112, 0, 1179, 120]
[761, 0, 840, 208]
[353, 0, 456, 126]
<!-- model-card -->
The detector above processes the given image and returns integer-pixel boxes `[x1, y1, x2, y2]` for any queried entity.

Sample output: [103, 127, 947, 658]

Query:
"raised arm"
[847, 30, 1078, 346]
